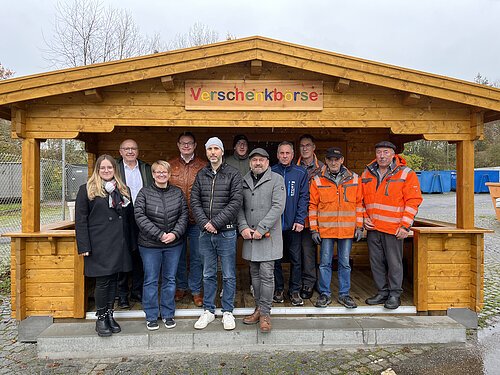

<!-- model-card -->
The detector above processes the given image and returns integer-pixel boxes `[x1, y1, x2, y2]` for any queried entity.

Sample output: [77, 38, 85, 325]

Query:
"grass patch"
[0, 264, 11, 295]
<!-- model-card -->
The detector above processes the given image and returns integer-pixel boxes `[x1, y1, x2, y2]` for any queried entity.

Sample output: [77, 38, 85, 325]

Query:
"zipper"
[209, 172, 217, 219]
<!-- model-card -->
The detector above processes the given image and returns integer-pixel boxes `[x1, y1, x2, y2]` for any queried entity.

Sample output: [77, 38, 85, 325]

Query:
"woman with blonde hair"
[134, 160, 188, 330]
[75, 154, 136, 337]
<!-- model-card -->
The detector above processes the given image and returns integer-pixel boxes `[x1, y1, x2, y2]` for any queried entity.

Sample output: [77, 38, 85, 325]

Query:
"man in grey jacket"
[238, 148, 286, 332]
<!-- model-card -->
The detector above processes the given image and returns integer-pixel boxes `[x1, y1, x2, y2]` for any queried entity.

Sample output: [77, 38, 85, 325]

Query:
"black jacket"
[117, 158, 154, 188]
[134, 183, 188, 248]
[190, 162, 243, 231]
[75, 185, 134, 277]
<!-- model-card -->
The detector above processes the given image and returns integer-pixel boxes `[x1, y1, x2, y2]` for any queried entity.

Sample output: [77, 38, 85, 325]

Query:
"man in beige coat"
[238, 148, 286, 332]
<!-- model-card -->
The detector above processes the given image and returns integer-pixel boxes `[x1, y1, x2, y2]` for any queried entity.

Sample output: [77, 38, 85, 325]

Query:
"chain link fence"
[0, 152, 87, 270]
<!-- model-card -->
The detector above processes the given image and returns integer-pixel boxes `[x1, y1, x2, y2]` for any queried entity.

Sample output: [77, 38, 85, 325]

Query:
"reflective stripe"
[309, 210, 318, 216]
[405, 206, 418, 215]
[400, 167, 411, 180]
[372, 214, 401, 223]
[356, 217, 364, 224]
[310, 220, 318, 226]
[356, 207, 364, 212]
[318, 211, 356, 217]
[318, 222, 356, 228]
[313, 176, 321, 186]
[365, 203, 404, 213]
[401, 216, 413, 225]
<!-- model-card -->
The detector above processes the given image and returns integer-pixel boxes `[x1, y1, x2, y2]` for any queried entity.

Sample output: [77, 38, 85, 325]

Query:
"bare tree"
[43, 0, 166, 68]
[169, 22, 223, 50]
[0, 63, 14, 80]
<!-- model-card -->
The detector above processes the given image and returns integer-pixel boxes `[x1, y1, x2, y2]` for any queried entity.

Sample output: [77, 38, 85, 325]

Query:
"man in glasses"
[116, 139, 153, 309]
[296, 134, 324, 300]
[168, 132, 206, 306]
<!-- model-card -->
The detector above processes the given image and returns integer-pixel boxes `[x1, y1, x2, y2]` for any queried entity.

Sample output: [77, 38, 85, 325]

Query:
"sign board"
[185, 80, 323, 111]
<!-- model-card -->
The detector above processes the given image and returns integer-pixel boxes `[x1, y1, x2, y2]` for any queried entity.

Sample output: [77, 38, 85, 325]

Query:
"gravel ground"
[0, 192, 499, 374]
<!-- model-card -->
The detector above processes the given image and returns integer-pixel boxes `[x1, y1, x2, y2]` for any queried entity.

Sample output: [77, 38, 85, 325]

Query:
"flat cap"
[375, 141, 397, 151]
[325, 147, 344, 159]
[248, 147, 269, 159]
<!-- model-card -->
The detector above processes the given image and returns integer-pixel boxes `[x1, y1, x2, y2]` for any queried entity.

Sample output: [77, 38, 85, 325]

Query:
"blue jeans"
[318, 238, 353, 297]
[274, 230, 302, 293]
[139, 244, 182, 322]
[175, 223, 203, 294]
[199, 230, 237, 314]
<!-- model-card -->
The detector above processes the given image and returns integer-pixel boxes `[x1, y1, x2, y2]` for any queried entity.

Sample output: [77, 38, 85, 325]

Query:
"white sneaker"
[194, 310, 215, 330]
[222, 311, 236, 330]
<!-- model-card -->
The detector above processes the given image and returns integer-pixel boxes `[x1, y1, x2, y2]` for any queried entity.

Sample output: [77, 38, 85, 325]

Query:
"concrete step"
[37, 316, 465, 359]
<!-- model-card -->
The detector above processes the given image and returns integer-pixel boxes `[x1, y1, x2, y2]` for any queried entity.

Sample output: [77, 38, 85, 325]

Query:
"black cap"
[248, 148, 269, 159]
[233, 134, 249, 148]
[375, 141, 397, 151]
[325, 147, 344, 159]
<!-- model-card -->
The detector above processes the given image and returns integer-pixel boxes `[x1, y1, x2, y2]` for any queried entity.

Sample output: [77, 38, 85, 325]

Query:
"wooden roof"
[1, 36, 500, 119]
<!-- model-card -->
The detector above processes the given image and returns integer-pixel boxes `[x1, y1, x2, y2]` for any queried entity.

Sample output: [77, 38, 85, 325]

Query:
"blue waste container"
[416, 171, 452, 193]
[474, 170, 500, 193]
[451, 171, 456, 191]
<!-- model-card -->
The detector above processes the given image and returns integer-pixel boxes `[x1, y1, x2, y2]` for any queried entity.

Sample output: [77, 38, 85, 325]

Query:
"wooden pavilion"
[1, 36, 498, 320]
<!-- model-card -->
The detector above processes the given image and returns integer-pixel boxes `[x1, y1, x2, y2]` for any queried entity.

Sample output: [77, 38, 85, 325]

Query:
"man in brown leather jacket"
[168, 132, 206, 306]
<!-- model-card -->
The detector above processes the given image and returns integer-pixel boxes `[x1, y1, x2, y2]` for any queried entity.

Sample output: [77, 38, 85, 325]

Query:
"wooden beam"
[402, 92, 421, 106]
[84, 89, 103, 103]
[21, 138, 40, 232]
[470, 110, 484, 141]
[0, 105, 11, 120]
[160, 76, 175, 91]
[250, 60, 262, 76]
[334, 78, 350, 93]
[456, 140, 474, 229]
[484, 110, 500, 123]
[12, 105, 26, 138]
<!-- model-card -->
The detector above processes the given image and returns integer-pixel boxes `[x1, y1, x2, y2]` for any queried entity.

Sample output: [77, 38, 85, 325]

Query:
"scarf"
[104, 180, 130, 212]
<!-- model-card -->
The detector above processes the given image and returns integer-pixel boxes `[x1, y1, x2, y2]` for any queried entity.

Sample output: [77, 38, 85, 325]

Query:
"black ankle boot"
[95, 309, 112, 337]
[106, 308, 121, 333]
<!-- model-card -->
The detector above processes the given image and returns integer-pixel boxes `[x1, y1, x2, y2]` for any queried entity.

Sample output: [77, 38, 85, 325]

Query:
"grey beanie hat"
[205, 137, 224, 152]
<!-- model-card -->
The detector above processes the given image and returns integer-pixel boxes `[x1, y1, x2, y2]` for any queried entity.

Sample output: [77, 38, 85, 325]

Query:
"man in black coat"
[116, 139, 153, 308]
[191, 137, 243, 331]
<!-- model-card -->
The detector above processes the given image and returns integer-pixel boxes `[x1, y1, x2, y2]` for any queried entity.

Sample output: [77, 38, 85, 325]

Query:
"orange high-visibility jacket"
[309, 166, 363, 239]
[361, 155, 423, 235]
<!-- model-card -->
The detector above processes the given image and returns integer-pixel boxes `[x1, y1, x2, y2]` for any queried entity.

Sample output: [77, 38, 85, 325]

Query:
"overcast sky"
[2, 0, 500, 83]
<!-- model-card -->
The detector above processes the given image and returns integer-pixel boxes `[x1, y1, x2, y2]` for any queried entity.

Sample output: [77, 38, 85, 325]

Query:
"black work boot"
[95, 308, 112, 337]
[106, 307, 121, 333]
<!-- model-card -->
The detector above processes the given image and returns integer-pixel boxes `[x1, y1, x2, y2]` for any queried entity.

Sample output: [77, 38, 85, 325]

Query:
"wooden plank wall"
[11, 237, 77, 318]
[415, 233, 478, 312]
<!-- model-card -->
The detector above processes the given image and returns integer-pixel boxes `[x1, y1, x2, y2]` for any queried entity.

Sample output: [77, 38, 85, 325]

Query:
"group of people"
[75, 132, 423, 337]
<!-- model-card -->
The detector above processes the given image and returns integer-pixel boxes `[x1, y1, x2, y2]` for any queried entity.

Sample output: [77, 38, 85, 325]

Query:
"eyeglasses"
[120, 147, 138, 152]
[153, 171, 169, 175]
[235, 141, 247, 147]
[300, 144, 313, 149]
[178, 141, 195, 147]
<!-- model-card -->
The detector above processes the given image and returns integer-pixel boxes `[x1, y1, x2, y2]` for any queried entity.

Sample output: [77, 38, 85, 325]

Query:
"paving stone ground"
[0, 192, 499, 374]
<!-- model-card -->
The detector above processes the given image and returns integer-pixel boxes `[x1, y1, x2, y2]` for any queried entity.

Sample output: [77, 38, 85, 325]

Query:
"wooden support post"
[413, 233, 428, 312]
[15, 238, 27, 320]
[456, 139, 475, 229]
[22, 138, 40, 232]
[334, 78, 350, 93]
[73, 241, 86, 318]
[250, 60, 262, 76]
[160, 76, 175, 91]
[84, 89, 103, 103]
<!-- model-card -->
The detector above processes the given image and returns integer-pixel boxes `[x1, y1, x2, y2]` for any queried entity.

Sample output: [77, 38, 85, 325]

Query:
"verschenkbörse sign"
[185, 80, 323, 111]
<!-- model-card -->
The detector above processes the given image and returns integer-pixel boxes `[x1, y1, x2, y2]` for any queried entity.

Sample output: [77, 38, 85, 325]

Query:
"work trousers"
[301, 229, 317, 289]
[367, 230, 404, 298]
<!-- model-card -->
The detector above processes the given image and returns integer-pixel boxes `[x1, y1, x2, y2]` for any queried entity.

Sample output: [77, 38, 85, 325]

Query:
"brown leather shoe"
[243, 307, 260, 325]
[192, 293, 203, 307]
[175, 289, 186, 302]
[259, 314, 271, 332]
